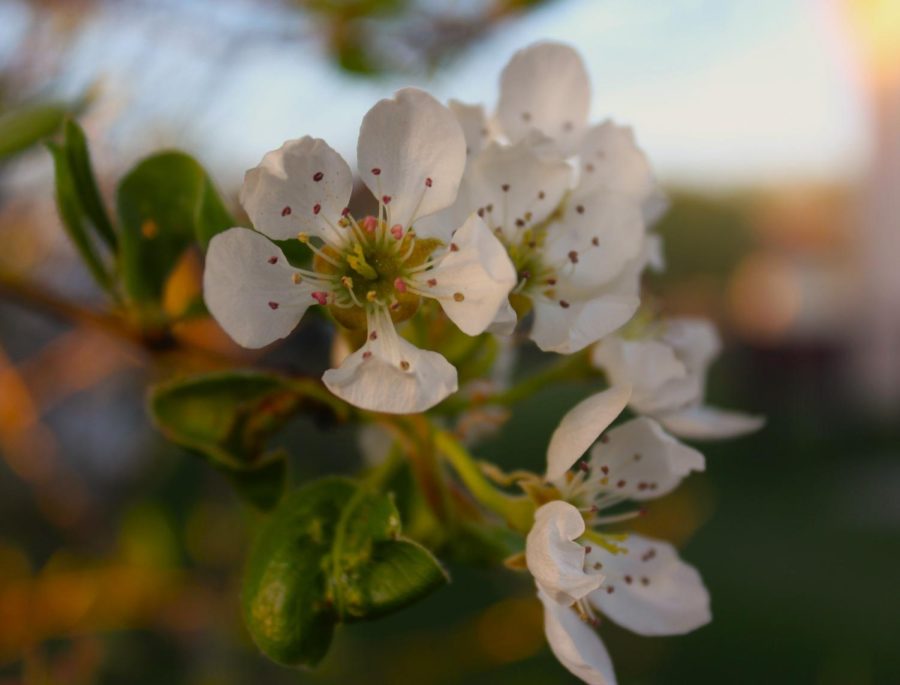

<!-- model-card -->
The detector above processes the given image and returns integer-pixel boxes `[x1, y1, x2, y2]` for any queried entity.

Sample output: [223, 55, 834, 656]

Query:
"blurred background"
[1, 0, 899, 683]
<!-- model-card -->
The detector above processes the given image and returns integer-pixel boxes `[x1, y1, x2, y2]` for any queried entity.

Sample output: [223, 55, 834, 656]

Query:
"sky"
[2, 0, 873, 190]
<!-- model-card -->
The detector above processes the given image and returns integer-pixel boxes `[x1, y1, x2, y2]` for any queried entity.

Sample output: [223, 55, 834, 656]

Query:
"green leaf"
[243, 478, 448, 668]
[47, 141, 113, 292]
[61, 119, 117, 249]
[243, 478, 356, 667]
[0, 102, 68, 161]
[116, 151, 234, 310]
[148, 371, 347, 510]
[331, 487, 447, 621]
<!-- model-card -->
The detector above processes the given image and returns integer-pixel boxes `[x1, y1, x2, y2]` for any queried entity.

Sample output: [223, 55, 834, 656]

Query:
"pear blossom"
[417, 136, 650, 353]
[592, 318, 765, 439]
[420, 41, 670, 353]
[203, 88, 516, 414]
[457, 41, 668, 223]
[526, 385, 711, 684]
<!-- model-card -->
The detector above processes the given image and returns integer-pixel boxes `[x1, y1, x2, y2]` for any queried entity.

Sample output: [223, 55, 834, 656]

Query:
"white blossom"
[592, 318, 765, 439]
[526, 385, 712, 684]
[421, 41, 669, 353]
[203, 89, 516, 414]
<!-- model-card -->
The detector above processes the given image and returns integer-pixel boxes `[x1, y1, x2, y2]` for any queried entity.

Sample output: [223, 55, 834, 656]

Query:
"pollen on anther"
[617, 479, 626, 488]
[576, 205, 585, 214]
[584, 545, 592, 554]
[624, 575, 633, 584]
[311, 291, 328, 305]
[450, 242, 459, 252]
[600, 465, 609, 475]
[362, 351, 372, 360]
[591, 237, 599, 247]
[281, 206, 292, 217]
[268, 256, 278, 264]
[425, 177, 433, 187]
[515, 218, 525, 227]
[559, 300, 570, 309]
[453, 292, 465, 302]
[313, 171, 324, 182]
[390, 224, 404, 240]
[382, 195, 392, 204]
[371, 167, 381, 175]
[538, 190, 545, 200]
[341, 207, 350, 216]
[313, 203, 321, 215]
[568, 250, 579, 264]
[399, 360, 410, 371]
[585, 163, 595, 173]
[292, 273, 303, 284]
[427, 278, 437, 287]
[268, 301, 279, 310]
[394, 277, 407, 293]
[641, 577, 650, 586]
[501, 184, 510, 192]
[606, 586, 615, 594]
[369, 330, 378, 341]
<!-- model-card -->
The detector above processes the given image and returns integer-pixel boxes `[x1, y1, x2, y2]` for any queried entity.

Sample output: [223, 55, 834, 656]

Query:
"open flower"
[592, 318, 765, 439]
[454, 41, 667, 222]
[203, 88, 516, 414]
[421, 41, 670, 353]
[526, 386, 711, 684]
[419, 138, 650, 353]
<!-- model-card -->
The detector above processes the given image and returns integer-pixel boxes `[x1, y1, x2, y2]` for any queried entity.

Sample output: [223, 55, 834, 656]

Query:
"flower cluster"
[201, 40, 762, 682]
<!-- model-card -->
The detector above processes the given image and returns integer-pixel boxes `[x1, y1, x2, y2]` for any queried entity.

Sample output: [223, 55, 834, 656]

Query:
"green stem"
[433, 430, 534, 534]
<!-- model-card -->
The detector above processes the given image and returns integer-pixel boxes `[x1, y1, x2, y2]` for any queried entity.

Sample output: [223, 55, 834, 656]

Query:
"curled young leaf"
[242, 478, 448, 668]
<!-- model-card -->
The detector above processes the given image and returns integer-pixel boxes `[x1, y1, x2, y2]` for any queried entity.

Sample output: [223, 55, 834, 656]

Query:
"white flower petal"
[587, 417, 704, 501]
[531, 294, 640, 355]
[357, 88, 466, 231]
[415, 214, 516, 335]
[461, 141, 573, 242]
[658, 406, 765, 440]
[661, 318, 721, 379]
[539, 590, 617, 685]
[497, 41, 591, 155]
[576, 121, 667, 224]
[544, 192, 645, 291]
[240, 137, 352, 242]
[586, 533, 711, 636]
[449, 99, 490, 157]
[203, 227, 314, 348]
[322, 309, 457, 414]
[591, 337, 699, 415]
[546, 386, 631, 481]
[526, 502, 603, 605]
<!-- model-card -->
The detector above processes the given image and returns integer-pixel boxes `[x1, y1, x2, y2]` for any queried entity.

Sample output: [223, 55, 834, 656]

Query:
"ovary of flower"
[202, 88, 517, 414]
[592, 318, 765, 439]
